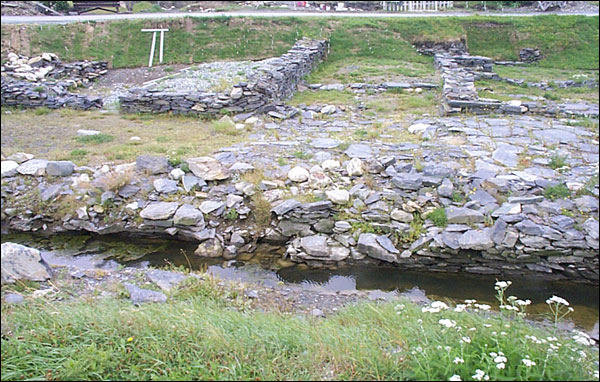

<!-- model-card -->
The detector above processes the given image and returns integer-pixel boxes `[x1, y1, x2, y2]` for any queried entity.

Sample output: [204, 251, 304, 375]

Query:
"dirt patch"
[92, 64, 193, 88]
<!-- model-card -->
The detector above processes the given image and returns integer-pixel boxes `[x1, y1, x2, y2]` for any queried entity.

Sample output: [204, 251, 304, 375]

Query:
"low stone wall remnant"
[118, 38, 328, 115]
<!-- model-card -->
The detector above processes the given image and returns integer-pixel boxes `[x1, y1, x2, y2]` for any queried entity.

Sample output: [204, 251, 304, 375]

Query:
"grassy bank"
[1, 275, 598, 381]
[1, 16, 597, 80]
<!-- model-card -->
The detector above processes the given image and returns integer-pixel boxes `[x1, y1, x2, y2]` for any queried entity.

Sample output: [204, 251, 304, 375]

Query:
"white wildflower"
[522, 358, 536, 367]
[494, 355, 507, 364]
[474, 304, 491, 311]
[439, 319, 457, 328]
[461, 336, 471, 344]
[464, 299, 476, 305]
[454, 304, 467, 312]
[453, 357, 465, 364]
[449, 375, 462, 381]
[516, 299, 531, 306]
[494, 280, 512, 289]
[546, 295, 569, 306]
[496, 362, 505, 370]
[472, 369, 489, 381]
[431, 301, 450, 310]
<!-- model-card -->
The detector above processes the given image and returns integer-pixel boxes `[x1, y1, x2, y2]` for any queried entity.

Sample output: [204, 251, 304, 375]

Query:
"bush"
[544, 184, 570, 200]
[426, 208, 447, 227]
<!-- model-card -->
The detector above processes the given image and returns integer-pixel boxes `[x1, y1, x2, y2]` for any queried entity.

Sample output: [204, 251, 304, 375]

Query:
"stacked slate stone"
[1, 77, 103, 110]
[519, 48, 543, 63]
[1, 52, 108, 84]
[119, 38, 328, 116]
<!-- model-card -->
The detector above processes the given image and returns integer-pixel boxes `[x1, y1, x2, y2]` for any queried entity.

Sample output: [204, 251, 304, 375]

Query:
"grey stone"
[344, 144, 372, 159]
[492, 147, 518, 167]
[446, 207, 484, 224]
[187, 157, 230, 181]
[551, 215, 575, 231]
[174, 204, 204, 227]
[119, 185, 139, 198]
[458, 229, 494, 250]
[391, 209, 413, 223]
[271, 199, 301, 216]
[468, 190, 497, 205]
[16, 159, 48, 176]
[491, 203, 521, 217]
[230, 232, 245, 247]
[1, 242, 51, 284]
[278, 220, 311, 236]
[1, 160, 19, 177]
[508, 195, 544, 204]
[288, 166, 310, 182]
[124, 282, 167, 304]
[438, 178, 454, 198]
[515, 219, 544, 236]
[139, 202, 179, 220]
[146, 270, 187, 291]
[7, 152, 34, 163]
[441, 231, 461, 249]
[153, 178, 178, 194]
[4, 293, 24, 304]
[391, 173, 423, 191]
[40, 184, 61, 202]
[300, 235, 329, 257]
[575, 195, 598, 212]
[45, 161, 75, 177]
[329, 246, 350, 261]
[182, 175, 204, 192]
[310, 138, 339, 149]
[376, 235, 399, 254]
[357, 233, 397, 263]
[519, 235, 550, 248]
[326, 189, 349, 204]
[491, 218, 508, 245]
[314, 219, 334, 234]
[200, 200, 225, 214]
[136, 155, 169, 174]
[194, 238, 223, 257]
[583, 218, 599, 240]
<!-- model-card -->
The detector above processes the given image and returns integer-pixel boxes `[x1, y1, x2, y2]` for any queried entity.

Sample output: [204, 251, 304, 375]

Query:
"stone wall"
[1, 153, 597, 284]
[1, 78, 103, 110]
[119, 38, 328, 115]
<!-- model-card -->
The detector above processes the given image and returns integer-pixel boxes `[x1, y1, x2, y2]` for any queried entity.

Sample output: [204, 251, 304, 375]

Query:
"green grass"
[549, 154, 568, 170]
[544, 184, 571, 200]
[426, 207, 448, 227]
[211, 119, 241, 136]
[290, 90, 356, 105]
[2, 275, 597, 381]
[3, 16, 596, 74]
[75, 133, 114, 145]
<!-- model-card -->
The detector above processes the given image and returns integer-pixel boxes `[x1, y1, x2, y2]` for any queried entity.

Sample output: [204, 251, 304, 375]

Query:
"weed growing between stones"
[426, 207, 448, 228]
[543, 184, 570, 200]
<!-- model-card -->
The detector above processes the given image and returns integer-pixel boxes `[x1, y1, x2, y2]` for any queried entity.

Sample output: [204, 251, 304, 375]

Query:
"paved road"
[1, 10, 598, 24]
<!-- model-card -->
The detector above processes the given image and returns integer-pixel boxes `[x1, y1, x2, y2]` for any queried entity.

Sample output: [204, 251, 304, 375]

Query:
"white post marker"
[141, 28, 169, 67]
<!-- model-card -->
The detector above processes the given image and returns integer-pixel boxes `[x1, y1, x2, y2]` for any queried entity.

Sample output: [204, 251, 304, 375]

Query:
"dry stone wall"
[119, 38, 328, 115]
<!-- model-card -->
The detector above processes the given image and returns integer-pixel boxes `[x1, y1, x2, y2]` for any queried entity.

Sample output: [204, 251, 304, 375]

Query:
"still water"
[2, 233, 598, 334]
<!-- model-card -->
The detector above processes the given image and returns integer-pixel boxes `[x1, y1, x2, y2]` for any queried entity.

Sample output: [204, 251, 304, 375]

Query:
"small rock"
[288, 166, 310, 182]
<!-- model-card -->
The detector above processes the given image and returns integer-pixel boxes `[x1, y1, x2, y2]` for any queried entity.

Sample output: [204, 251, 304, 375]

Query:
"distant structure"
[381, 1, 454, 11]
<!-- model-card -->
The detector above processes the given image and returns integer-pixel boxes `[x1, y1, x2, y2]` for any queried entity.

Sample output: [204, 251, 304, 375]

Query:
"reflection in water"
[2, 233, 598, 332]
[278, 265, 600, 332]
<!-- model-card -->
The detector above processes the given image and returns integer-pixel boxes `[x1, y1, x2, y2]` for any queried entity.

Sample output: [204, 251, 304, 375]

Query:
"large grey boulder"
[446, 207, 484, 224]
[357, 233, 397, 263]
[46, 161, 75, 177]
[194, 238, 223, 257]
[186, 157, 230, 181]
[139, 202, 179, 220]
[458, 229, 494, 250]
[300, 235, 329, 257]
[16, 159, 48, 176]
[153, 178, 178, 194]
[136, 155, 169, 174]
[124, 282, 167, 304]
[344, 144, 372, 159]
[1, 161, 19, 177]
[173, 204, 204, 227]
[1, 242, 51, 284]
[146, 270, 188, 291]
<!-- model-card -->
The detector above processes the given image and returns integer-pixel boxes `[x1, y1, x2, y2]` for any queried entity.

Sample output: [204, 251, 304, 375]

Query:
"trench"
[2, 231, 598, 337]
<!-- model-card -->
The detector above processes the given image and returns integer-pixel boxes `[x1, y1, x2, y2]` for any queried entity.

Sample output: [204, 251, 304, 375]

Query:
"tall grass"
[2, 276, 597, 381]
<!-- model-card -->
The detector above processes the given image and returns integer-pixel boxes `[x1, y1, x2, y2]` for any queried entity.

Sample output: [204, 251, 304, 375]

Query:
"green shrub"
[549, 154, 568, 169]
[544, 184, 570, 200]
[426, 208, 447, 227]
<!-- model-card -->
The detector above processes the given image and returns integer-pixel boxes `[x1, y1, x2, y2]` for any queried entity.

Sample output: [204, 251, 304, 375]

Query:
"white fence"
[382, 1, 454, 11]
